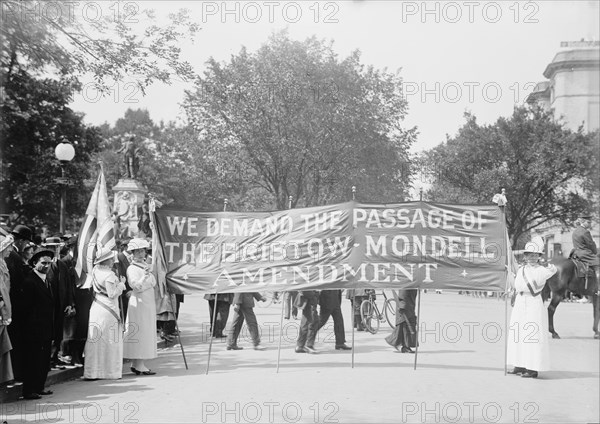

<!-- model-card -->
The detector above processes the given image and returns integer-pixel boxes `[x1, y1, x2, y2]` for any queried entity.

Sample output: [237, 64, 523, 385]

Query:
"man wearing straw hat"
[506, 238, 557, 379]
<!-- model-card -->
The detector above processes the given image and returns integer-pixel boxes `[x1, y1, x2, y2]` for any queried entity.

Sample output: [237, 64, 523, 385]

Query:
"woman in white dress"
[84, 247, 126, 379]
[123, 238, 157, 375]
[507, 240, 557, 379]
[0, 235, 14, 384]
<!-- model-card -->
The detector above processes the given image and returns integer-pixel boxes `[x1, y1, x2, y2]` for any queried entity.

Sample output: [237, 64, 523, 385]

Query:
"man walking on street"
[316, 289, 351, 350]
[226, 292, 266, 350]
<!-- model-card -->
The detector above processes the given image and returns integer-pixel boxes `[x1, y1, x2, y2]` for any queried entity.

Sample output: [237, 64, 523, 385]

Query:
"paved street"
[2, 292, 598, 424]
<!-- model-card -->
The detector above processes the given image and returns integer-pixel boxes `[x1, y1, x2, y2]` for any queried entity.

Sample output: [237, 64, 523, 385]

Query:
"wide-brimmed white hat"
[127, 238, 150, 252]
[523, 241, 543, 255]
[94, 247, 116, 265]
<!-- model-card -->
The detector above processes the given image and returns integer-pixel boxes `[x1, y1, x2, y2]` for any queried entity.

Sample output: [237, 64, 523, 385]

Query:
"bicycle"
[360, 290, 398, 334]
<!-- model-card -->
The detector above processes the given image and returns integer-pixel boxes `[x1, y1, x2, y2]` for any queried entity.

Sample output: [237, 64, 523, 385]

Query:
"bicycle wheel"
[360, 300, 379, 334]
[384, 298, 398, 329]
[256, 292, 273, 308]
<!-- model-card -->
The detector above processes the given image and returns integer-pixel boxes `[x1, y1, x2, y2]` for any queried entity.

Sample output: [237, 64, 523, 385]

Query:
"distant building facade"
[526, 40, 599, 257]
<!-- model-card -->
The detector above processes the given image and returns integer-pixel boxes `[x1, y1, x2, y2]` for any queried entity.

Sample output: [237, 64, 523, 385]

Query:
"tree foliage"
[420, 106, 600, 247]
[183, 31, 416, 210]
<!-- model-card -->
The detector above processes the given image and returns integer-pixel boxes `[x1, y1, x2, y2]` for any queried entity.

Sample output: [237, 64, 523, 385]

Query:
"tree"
[421, 106, 599, 247]
[0, 70, 103, 230]
[1, 0, 199, 93]
[182, 31, 416, 210]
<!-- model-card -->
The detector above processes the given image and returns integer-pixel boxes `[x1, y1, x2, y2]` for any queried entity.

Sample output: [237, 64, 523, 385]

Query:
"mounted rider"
[570, 214, 599, 287]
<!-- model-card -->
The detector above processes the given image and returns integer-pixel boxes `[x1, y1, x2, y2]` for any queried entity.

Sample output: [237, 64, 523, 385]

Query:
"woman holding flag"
[83, 247, 127, 379]
[123, 238, 157, 375]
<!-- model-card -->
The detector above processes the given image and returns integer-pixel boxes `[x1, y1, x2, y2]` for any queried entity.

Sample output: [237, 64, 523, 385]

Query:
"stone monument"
[112, 136, 147, 239]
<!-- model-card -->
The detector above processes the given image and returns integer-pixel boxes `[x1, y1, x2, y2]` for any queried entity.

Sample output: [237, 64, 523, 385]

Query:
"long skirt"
[84, 301, 123, 379]
[0, 326, 13, 383]
[507, 294, 550, 371]
[385, 313, 418, 348]
[123, 289, 157, 360]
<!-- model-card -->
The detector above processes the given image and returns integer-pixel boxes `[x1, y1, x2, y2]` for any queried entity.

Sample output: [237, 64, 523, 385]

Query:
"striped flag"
[75, 169, 116, 286]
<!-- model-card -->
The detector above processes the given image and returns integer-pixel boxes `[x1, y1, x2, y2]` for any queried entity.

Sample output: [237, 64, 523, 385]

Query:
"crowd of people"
[0, 223, 180, 400]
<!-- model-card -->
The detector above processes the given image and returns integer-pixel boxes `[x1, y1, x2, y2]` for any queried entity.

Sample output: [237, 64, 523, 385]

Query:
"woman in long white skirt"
[84, 248, 126, 379]
[123, 238, 157, 375]
[507, 240, 557, 379]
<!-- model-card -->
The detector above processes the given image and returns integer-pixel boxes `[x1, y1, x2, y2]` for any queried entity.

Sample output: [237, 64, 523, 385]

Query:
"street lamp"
[55, 141, 75, 234]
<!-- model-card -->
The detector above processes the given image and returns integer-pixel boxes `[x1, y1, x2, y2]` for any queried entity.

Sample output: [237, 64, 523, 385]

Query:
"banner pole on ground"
[170, 292, 188, 370]
[351, 186, 356, 369]
[276, 196, 293, 373]
[413, 289, 421, 370]
[276, 290, 286, 373]
[205, 199, 228, 375]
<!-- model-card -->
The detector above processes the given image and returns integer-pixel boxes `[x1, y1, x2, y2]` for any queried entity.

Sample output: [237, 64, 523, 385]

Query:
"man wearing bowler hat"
[21, 247, 56, 399]
[5, 224, 34, 382]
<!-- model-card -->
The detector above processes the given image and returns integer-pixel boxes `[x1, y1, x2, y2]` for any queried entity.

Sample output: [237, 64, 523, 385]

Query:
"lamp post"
[55, 141, 75, 234]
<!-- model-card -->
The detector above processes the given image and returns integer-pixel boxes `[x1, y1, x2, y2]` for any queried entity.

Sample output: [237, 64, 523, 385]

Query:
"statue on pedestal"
[116, 136, 141, 179]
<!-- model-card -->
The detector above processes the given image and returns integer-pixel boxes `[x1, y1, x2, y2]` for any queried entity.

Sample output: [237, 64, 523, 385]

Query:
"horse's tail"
[541, 282, 551, 303]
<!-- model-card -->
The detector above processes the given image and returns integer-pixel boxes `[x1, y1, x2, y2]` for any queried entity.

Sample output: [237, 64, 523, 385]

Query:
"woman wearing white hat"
[123, 238, 157, 375]
[0, 234, 14, 383]
[507, 238, 557, 378]
[83, 247, 126, 379]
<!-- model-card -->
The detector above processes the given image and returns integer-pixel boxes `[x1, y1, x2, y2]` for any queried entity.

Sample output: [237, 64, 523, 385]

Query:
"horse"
[542, 257, 600, 339]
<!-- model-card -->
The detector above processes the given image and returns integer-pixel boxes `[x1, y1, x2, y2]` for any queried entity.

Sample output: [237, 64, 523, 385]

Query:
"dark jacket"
[115, 251, 132, 291]
[572, 226, 599, 266]
[319, 289, 342, 309]
[232, 292, 263, 308]
[47, 256, 76, 311]
[396, 289, 417, 321]
[204, 293, 233, 303]
[5, 250, 29, 319]
[295, 290, 319, 308]
[22, 270, 55, 342]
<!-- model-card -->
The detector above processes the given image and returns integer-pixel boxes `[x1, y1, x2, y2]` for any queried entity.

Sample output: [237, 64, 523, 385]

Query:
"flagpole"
[206, 199, 228, 375]
[351, 186, 356, 369]
[502, 207, 510, 376]
[413, 289, 421, 370]
[276, 196, 293, 373]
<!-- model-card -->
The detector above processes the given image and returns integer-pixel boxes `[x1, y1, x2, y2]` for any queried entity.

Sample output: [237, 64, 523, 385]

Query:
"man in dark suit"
[21, 248, 55, 400]
[295, 290, 320, 354]
[572, 215, 599, 269]
[115, 238, 132, 321]
[205, 292, 233, 338]
[316, 290, 351, 350]
[226, 292, 266, 350]
[5, 224, 34, 382]
[46, 240, 76, 369]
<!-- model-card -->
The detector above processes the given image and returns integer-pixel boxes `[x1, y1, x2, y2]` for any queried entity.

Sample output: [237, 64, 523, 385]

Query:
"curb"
[0, 366, 84, 404]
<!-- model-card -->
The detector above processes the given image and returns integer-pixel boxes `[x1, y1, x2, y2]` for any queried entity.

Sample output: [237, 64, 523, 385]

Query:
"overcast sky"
[70, 0, 599, 153]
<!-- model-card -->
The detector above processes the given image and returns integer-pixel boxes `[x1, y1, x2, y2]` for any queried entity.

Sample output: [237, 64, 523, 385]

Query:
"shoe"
[141, 370, 156, 376]
[295, 346, 307, 353]
[23, 393, 42, 400]
[131, 367, 141, 375]
[226, 345, 243, 350]
[521, 370, 538, 378]
[357, 328, 364, 332]
[507, 367, 526, 375]
[335, 344, 352, 350]
[594, 332, 600, 339]
[39, 390, 53, 395]
[305, 346, 317, 354]
[254, 345, 266, 351]
[400, 346, 415, 353]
